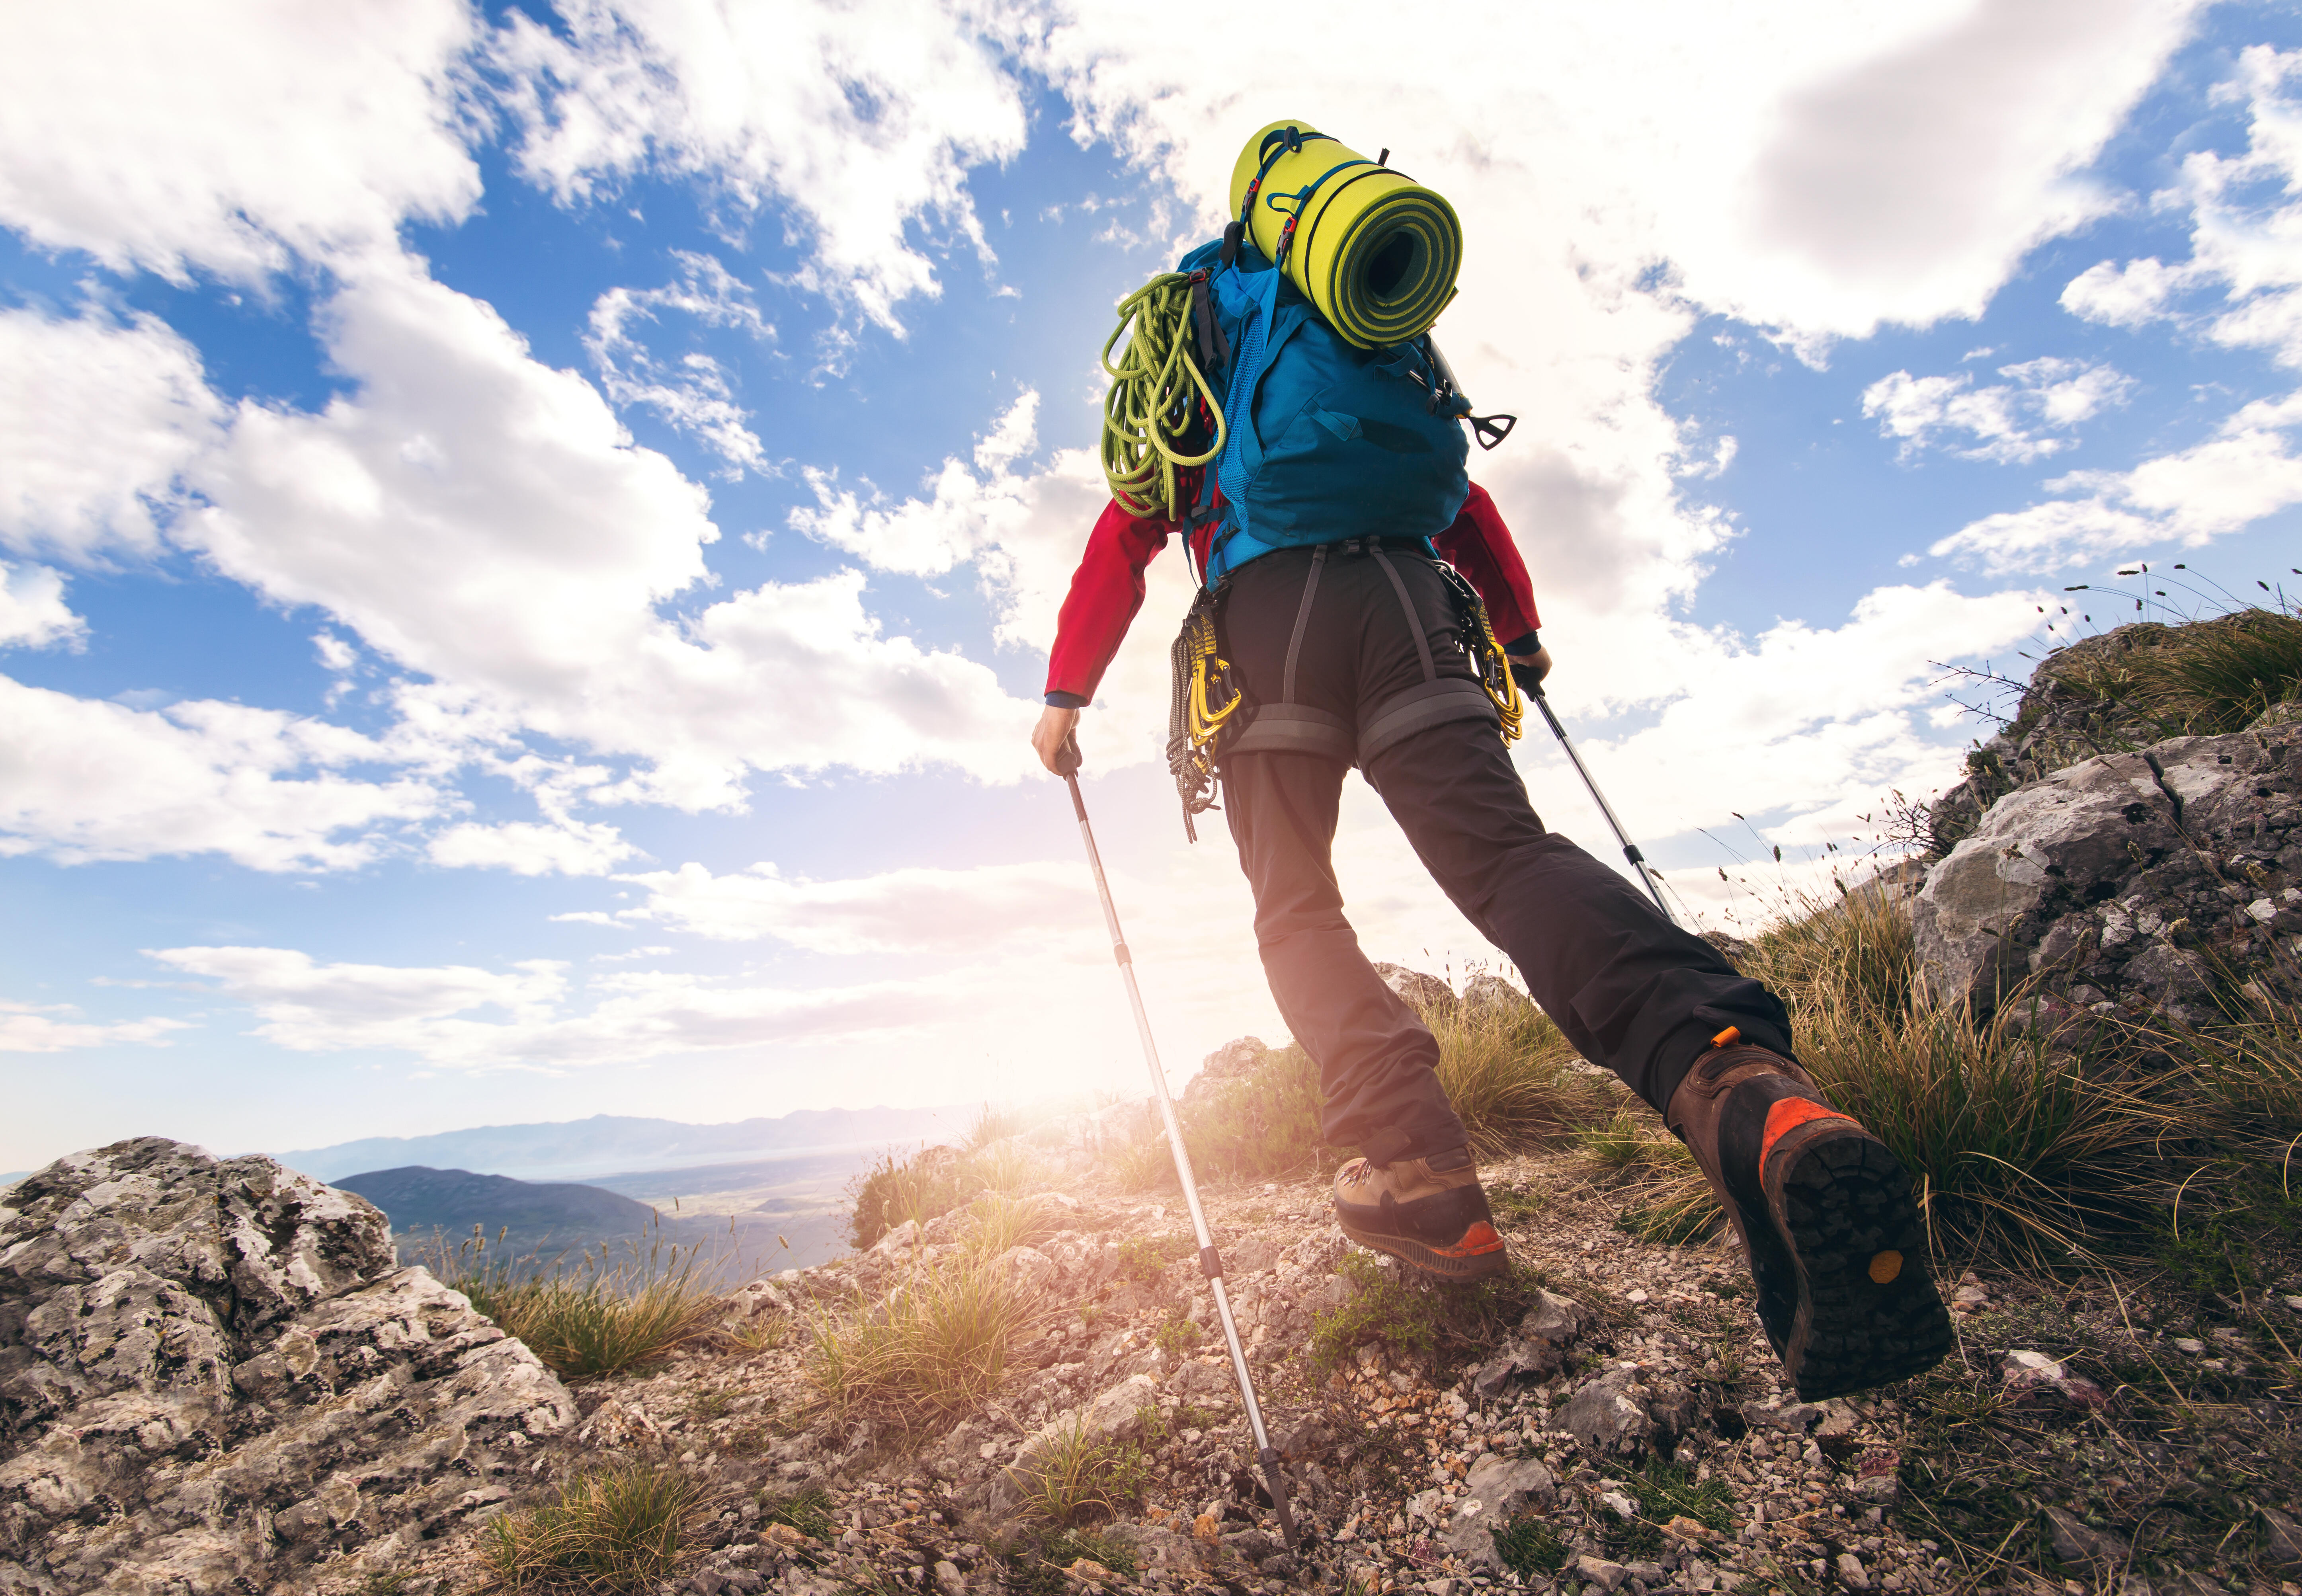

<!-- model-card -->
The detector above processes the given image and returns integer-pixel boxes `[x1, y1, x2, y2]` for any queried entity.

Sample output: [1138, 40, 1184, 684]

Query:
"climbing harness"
[1528, 683, 1679, 926]
[1165, 587, 1241, 840]
[1227, 119, 1460, 349]
[1052, 736, 1301, 1551]
[1100, 273, 1227, 521]
[1439, 562, 1525, 744]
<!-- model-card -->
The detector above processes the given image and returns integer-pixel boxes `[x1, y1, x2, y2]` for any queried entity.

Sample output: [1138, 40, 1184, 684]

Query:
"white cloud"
[2062, 45, 2302, 364]
[791, 392, 1041, 577]
[0, 306, 223, 562]
[1861, 357, 2134, 462]
[181, 256, 1038, 806]
[616, 857, 1093, 952]
[0, 676, 446, 871]
[0, 1000, 190, 1055]
[427, 819, 638, 876]
[588, 251, 774, 473]
[1929, 401, 2302, 572]
[0, 563, 84, 651]
[148, 942, 991, 1068]
[492, 0, 1028, 328]
[0, 0, 480, 281]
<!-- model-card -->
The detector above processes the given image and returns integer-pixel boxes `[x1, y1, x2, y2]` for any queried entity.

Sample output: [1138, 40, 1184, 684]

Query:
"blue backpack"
[1177, 234, 1497, 585]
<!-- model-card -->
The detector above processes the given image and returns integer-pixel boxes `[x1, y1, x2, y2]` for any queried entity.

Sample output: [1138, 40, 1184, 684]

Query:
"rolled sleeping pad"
[1227, 119, 1461, 349]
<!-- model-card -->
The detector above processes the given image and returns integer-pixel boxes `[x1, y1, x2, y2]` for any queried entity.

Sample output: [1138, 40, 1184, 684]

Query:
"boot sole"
[1335, 1214, 1511, 1283]
[1763, 1120, 1953, 1401]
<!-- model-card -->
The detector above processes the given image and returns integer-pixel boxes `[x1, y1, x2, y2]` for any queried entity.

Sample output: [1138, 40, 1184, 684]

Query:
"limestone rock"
[1460, 973, 1530, 1016]
[1184, 1037, 1267, 1105]
[1559, 1366, 1652, 1457]
[1370, 963, 1455, 1013]
[1471, 1288, 1589, 1395]
[0, 1137, 576, 1594]
[2262, 1504, 2302, 1567]
[1913, 724, 2302, 1023]
[1439, 1455, 1556, 1569]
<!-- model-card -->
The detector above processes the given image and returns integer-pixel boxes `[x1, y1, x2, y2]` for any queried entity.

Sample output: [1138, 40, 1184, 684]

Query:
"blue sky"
[4, 0, 2301, 1173]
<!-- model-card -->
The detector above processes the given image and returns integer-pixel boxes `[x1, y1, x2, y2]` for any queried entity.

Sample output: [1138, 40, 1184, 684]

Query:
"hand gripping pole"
[1054, 738, 1300, 1549]
[1528, 683, 1679, 927]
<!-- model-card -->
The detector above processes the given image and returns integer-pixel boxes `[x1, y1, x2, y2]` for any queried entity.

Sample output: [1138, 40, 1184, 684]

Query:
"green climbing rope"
[1100, 273, 1226, 521]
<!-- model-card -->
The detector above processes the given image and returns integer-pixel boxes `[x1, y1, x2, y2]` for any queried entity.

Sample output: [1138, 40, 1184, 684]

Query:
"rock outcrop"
[1911, 714, 2302, 1022]
[0, 1137, 576, 1594]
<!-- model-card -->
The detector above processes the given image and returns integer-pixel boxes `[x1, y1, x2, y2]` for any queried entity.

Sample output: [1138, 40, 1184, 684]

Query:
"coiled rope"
[1101, 274, 1226, 521]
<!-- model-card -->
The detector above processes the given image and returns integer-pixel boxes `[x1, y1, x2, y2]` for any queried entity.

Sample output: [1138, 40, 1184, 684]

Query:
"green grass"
[481, 1462, 709, 1593]
[996, 1527, 1141, 1596]
[1009, 1416, 1153, 1524]
[1310, 1251, 1577, 1376]
[2056, 604, 2302, 735]
[1490, 1514, 1569, 1575]
[758, 1485, 835, 1540]
[426, 1219, 723, 1381]
[1607, 1457, 1737, 1557]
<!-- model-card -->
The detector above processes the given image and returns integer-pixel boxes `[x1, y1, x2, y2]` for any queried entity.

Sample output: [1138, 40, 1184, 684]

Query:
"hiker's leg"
[1219, 748, 1468, 1160]
[1361, 714, 1792, 1114]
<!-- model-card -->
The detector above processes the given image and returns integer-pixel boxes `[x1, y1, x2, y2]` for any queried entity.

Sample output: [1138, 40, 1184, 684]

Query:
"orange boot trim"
[1759, 1097, 1855, 1179]
[1433, 1221, 1506, 1258]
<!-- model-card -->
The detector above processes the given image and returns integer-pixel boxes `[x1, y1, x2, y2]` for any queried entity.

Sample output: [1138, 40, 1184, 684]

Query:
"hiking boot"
[1666, 1029, 1952, 1401]
[1332, 1146, 1509, 1282]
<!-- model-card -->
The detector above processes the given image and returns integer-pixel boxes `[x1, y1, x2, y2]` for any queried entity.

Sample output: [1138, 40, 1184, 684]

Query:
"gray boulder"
[1439, 1454, 1557, 1569]
[0, 1137, 577, 1594]
[1371, 964, 1455, 1013]
[988, 1373, 1160, 1514]
[1912, 726, 2301, 1023]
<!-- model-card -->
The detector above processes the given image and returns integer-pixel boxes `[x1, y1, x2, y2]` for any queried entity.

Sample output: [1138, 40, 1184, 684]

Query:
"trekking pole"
[1527, 683, 1679, 927]
[1054, 737, 1300, 1550]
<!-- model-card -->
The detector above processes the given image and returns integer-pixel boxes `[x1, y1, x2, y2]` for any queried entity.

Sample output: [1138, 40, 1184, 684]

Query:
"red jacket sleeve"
[1432, 482, 1542, 653]
[1044, 499, 1172, 704]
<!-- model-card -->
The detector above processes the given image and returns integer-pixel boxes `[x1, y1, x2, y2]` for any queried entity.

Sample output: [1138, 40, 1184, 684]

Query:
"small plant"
[1009, 1417, 1153, 1524]
[1153, 1314, 1200, 1360]
[1000, 1526, 1142, 1596]
[1490, 1512, 1568, 1575]
[1611, 1457, 1736, 1556]
[481, 1461, 709, 1593]
[682, 1388, 734, 1422]
[759, 1485, 835, 1541]
[1113, 1234, 1191, 1285]
[1577, 1108, 1694, 1173]
[1310, 1252, 1574, 1376]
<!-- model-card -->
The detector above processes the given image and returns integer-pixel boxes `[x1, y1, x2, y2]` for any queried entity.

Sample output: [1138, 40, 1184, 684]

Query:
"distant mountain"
[282, 1105, 968, 1183]
[338, 1163, 851, 1275]
[336, 1167, 656, 1237]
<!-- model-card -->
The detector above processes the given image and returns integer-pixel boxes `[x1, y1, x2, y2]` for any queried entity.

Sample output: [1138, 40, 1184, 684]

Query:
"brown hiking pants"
[1214, 541, 1792, 1165]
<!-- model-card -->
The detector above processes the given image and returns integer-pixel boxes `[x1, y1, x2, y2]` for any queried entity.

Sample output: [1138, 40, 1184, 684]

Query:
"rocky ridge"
[0, 1137, 577, 1595]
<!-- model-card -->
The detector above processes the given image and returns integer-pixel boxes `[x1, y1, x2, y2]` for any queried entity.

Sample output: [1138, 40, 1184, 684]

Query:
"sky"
[5, 0, 2302, 1174]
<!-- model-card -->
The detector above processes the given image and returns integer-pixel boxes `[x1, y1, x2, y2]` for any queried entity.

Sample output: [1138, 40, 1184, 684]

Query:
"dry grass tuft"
[1430, 997, 1618, 1159]
[430, 1222, 724, 1381]
[480, 1461, 711, 1593]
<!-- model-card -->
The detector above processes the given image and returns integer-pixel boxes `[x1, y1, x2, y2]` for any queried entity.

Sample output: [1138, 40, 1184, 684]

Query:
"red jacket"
[1043, 482, 1542, 705]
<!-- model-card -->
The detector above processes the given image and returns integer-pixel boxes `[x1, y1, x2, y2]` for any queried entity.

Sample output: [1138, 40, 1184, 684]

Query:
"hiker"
[1032, 477, 1955, 1407]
